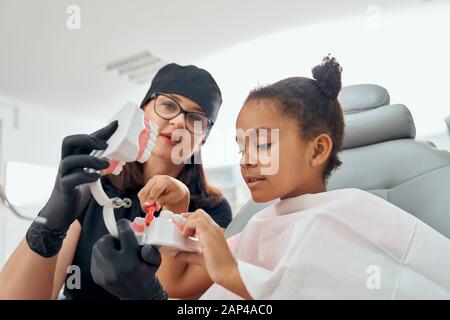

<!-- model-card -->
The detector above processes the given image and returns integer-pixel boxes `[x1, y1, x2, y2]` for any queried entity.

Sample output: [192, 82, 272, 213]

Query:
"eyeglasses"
[151, 93, 213, 134]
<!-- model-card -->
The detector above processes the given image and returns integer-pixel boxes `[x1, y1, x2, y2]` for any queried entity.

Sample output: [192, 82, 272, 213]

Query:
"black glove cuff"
[26, 221, 68, 258]
[153, 289, 168, 300]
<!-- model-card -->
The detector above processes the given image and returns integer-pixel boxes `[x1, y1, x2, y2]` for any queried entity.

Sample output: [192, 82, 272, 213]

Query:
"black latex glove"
[39, 121, 118, 231]
[91, 219, 167, 300]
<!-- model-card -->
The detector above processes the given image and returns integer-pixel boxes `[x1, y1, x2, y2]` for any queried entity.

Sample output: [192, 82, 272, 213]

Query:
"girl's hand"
[174, 209, 237, 287]
[138, 175, 190, 212]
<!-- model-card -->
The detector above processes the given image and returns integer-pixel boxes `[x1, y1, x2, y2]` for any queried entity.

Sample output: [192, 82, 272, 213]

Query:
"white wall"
[0, 95, 100, 167]
[0, 94, 100, 267]
[196, 0, 450, 168]
[422, 131, 450, 151]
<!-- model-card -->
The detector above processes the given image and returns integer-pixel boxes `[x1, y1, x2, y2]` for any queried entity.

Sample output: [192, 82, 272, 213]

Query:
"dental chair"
[225, 84, 450, 239]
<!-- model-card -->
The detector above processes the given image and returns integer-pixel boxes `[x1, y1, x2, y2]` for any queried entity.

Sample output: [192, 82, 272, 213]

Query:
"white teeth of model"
[160, 210, 174, 219]
[112, 162, 125, 175]
[172, 214, 186, 225]
[112, 166, 122, 175]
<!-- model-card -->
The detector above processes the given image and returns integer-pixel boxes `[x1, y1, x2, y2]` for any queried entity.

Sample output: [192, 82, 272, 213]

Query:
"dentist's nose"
[169, 113, 186, 129]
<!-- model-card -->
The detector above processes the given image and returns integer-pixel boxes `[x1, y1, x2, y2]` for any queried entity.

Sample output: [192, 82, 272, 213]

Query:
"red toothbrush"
[144, 203, 157, 226]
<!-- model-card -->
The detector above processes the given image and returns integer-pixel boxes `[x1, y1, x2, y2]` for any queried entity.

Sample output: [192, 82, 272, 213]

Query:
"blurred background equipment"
[0, 171, 47, 223]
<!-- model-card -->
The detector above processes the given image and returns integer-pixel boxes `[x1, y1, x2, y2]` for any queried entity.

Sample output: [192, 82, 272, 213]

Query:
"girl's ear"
[310, 134, 333, 167]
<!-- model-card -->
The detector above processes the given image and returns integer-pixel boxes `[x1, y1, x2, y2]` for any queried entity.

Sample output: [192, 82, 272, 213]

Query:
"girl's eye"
[257, 143, 272, 151]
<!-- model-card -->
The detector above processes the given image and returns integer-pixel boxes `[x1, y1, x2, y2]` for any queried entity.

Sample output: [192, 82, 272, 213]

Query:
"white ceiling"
[0, 0, 419, 117]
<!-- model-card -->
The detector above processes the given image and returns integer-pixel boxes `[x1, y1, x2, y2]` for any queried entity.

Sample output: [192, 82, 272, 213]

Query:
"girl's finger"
[174, 252, 202, 265]
[180, 212, 192, 219]
[182, 216, 212, 240]
[181, 217, 198, 238]
[146, 180, 166, 204]
[156, 192, 179, 208]
[172, 218, 184, 232]
[137, 178, 157, 205]
[194, 209, 216, 224]
[142, 200, 160, 213]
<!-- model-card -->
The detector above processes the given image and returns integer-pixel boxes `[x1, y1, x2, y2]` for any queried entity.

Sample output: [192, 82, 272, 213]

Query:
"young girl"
[173, 55, 450, 299]
[91, 56, 450, 299]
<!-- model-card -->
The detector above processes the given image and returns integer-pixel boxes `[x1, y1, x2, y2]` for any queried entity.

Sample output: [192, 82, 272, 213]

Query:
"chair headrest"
[338, 84, 416, 149]
[339, 84, 390, 113]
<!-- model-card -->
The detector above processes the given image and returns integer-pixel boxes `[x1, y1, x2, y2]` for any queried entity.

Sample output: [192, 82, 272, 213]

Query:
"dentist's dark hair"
[244, 55, 345, 181]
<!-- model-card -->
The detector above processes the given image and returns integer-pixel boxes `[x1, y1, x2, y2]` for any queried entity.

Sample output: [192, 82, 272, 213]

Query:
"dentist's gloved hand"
[40, 121, 118, 230]
[91, 219, 167, 300]
[26, 121, 118, 257]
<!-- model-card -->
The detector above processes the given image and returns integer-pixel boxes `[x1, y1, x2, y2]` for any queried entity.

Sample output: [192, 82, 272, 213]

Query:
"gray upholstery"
[343, 104, 415, 149]
[225, 84, 450, 239]
[339, 84, 390, 113]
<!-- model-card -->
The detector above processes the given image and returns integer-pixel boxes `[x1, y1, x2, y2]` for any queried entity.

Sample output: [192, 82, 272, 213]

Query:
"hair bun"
[311, 55, 342, 99]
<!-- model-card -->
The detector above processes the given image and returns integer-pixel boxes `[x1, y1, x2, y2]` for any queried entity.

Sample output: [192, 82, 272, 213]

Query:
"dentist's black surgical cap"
[140, 63, 222, 123]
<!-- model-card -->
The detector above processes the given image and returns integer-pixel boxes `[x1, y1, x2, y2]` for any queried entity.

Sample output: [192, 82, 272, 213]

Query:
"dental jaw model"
[89, 102, 158, 237]
[132, 207, 201, 256]
[88, 102, 201, 255]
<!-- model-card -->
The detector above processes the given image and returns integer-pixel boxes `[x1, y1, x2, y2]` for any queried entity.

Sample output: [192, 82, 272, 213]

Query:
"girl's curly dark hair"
[244, 55, 345, 181]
